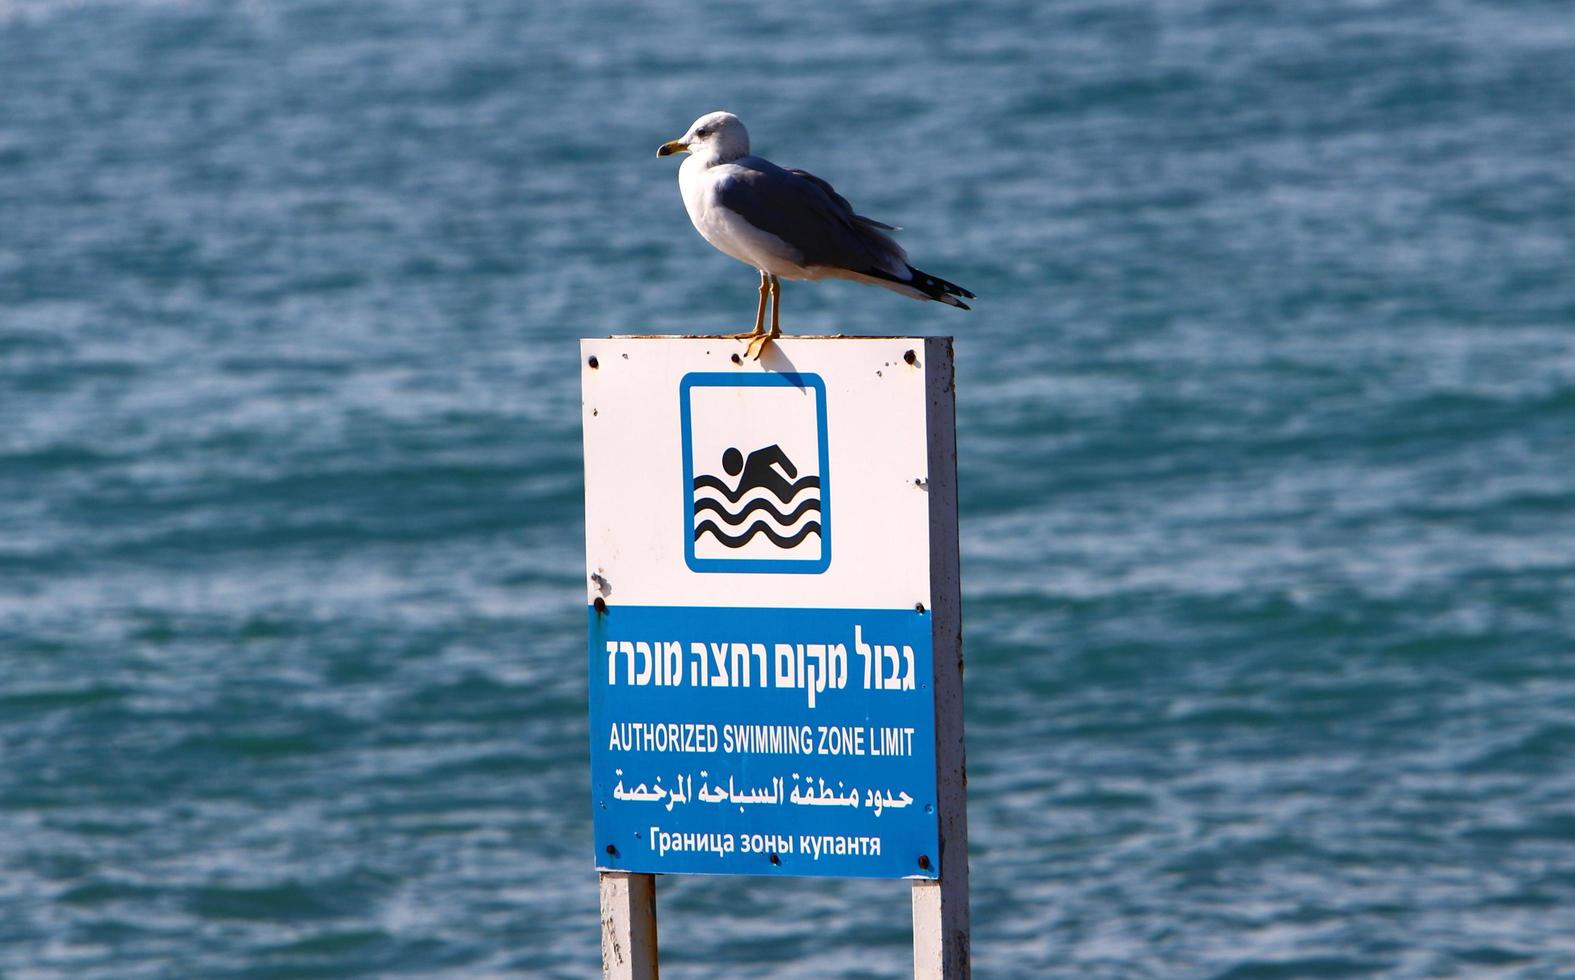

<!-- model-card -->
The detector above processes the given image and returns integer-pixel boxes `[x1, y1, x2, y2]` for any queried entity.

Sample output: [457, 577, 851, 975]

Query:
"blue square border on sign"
[679, 372, 831, 574]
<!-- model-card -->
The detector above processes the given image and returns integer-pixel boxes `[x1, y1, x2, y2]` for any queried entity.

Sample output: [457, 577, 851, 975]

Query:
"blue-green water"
[4, 1, 1574, 976]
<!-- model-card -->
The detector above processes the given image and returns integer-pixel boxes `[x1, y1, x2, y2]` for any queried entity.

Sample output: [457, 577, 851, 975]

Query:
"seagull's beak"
[656, 138, 689, 158]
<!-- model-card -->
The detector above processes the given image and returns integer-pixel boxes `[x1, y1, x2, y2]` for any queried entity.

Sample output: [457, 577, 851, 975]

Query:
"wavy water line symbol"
[693, 517, 823, 549]
[692, 473, 821, 505]
[694, 495, 821, 525]
[692, 444, 821, 551]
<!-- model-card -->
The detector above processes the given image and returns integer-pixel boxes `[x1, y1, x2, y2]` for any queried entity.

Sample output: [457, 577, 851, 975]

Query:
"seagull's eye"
[696, 128, 710, 138]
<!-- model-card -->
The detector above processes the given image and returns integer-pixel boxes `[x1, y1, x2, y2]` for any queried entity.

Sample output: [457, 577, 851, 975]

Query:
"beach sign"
[581, 337, 965, 882]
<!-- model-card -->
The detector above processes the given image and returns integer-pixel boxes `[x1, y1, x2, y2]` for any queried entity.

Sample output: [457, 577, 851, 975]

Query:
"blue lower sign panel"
[589, 605, 939, 879]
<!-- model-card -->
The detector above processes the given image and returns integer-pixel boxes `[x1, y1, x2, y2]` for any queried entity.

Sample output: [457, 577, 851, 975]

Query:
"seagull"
[657, 111, 974, 360]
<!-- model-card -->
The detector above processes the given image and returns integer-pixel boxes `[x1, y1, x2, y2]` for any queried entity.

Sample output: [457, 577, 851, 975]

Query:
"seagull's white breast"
[678, 157, 807, 278]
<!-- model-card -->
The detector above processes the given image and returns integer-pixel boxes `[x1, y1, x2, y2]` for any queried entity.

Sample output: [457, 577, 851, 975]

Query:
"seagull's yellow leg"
[747, 275, 781, 361]
[726, 271, 770, 339]
[758, 272, 772, 335]
[769, 275, 781, 338]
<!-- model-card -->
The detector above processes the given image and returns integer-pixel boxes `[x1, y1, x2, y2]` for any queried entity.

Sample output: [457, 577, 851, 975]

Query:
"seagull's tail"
[909, 267, 975, 309]
[865, 266, 975, 310]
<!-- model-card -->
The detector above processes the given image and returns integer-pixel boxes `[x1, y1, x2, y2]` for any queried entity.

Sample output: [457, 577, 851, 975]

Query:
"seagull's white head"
[656, 111, 749, 165]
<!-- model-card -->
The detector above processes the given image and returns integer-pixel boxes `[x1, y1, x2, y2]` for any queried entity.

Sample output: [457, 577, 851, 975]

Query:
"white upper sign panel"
[582, 338, 938, 611]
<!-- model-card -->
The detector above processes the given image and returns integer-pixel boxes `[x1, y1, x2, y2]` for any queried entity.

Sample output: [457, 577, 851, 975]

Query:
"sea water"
[3, 0, 1574, 975]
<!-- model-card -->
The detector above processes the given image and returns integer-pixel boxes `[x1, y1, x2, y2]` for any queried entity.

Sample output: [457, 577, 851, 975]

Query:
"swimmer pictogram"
[692, 445, 822, 550]
[679, 371, 831, 573]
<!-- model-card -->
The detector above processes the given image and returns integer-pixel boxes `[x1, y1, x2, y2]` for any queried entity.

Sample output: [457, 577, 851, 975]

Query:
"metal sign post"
[581, 336, 968, 978]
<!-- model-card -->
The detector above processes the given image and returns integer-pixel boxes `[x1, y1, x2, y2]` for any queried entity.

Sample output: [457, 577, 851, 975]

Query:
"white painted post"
[599, 871, 658, 980]
[912, 336, 971, 978]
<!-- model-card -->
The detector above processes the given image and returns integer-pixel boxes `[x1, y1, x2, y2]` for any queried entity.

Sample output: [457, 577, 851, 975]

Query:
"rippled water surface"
[4, 0, 1575, 976]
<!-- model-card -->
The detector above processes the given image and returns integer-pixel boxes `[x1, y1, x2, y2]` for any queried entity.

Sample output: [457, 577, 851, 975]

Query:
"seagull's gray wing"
[783, 168, 898, 231]
[716, 157, 908, 276]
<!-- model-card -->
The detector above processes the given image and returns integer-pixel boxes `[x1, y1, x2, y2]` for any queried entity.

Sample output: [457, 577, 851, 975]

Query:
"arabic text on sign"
[611, 769, 916, 816]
